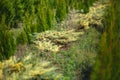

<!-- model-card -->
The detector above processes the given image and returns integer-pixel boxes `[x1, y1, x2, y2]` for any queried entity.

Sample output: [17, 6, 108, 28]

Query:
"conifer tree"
[16, 30, 28, 45]
[55, 0, 67, 22]
[0, 0, 15, 27]
[46, 7, 55, 29]
[91, 0, 120, 80]
[13, 0, 24, 28]
[37, 1, 49, 32]
[0, 15, 16, 60]
[29, 7, 38, 33]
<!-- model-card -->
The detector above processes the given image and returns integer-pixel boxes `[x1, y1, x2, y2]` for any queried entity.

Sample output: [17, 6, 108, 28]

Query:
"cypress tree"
[0, 15, 16, 60]
[29, 6, 38, 33]
[23, 12, 32, 44]
[91, 0, 120, 80]
[13, 0, 24, 28]
[55, 0, 67, 22]
[0, 0, 15, 27]
[16, 30, 28, 45]
[37, 1, 49, 32]
[83, 0, 89, 13]
[46, 7, 55, 29]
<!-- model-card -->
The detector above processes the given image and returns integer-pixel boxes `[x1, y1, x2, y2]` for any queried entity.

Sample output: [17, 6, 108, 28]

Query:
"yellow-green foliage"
[0, 53, 64, 80]
[79, 1, 107, 29]
[0, 62, 3, 79]
[33, 30, 84, 52]
[60, 1, 107, 31]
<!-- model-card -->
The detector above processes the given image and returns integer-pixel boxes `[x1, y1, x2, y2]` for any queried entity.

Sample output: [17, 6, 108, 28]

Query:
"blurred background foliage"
[91, 0, 120, 80]
[0, 0, 97, 59]
[1, 0, 120, 80]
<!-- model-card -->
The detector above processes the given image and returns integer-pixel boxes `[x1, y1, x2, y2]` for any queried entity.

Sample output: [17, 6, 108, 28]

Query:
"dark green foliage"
[91, 0, 120, 80]
[55, 0, 67, 22]
[23, 12, 32, 44]
[82, 0, 89, 13]
[0, 0, 98, 60]
[79, 0, 97, 13]
[13, 0, 24, 23]
[0, 16, 16, 60]
[36, 28, 99, 79]
[16, 30, 28, 45]
[0, 0, 15, 27]
[37, 4, 49, 31]
[46, 7, 55, 29]
[0, 0, 97, 29]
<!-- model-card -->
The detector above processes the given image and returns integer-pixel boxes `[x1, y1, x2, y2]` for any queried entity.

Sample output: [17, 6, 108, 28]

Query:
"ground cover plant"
[0, 0, 120, 80]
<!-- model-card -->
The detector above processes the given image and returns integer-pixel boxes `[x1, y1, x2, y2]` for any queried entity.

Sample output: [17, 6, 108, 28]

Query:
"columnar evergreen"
[0, 0, 97, 60]
[91, 0, 120, 80]
[55, 0, 67, 22]
[0, 16, 16, 60]
[0, 0, 97, 29]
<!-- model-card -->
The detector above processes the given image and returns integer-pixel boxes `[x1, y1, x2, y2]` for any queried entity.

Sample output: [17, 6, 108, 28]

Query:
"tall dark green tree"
[13, 0, 24, 28]
[16, 29, 28, 45]
[46, 7, 55, 29]
[0, 0, 15, 27]
[55, 0, 67, 22]
[0, 16, 16, 60]
[0, 0, 99, 60]
[91, 0, 120, 80]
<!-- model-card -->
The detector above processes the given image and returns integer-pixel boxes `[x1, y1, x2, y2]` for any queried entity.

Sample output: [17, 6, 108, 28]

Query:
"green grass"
[30, 28, 101, 79]
[0, 1, 103, 79]
[52, 28, 100, 79]
[0, 27, 101, 80]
